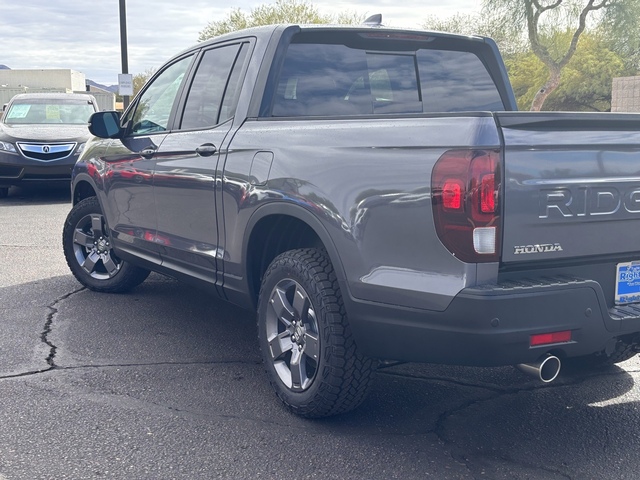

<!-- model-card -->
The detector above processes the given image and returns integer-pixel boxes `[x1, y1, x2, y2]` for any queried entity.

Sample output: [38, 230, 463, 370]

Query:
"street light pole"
[119, 0, 130, 110]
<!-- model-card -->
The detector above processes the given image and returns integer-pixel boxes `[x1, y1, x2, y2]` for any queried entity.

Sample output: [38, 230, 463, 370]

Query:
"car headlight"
[0, 141, 16, 153]
[76, 142, 86, 155]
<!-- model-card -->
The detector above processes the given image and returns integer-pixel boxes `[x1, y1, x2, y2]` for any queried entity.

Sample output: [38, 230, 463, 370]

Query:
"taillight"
[442, 180, 463, 210]
[431, 149, 501, 263]
[480, 174, 495, 213]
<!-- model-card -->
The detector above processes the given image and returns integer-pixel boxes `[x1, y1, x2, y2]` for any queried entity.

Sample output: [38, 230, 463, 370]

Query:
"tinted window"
[180, 43, 245, 130]
[273, 43, 370, 116]
[271, 33, 504, 117]
[127, 55, 193, 135]
[417, 50, 502, 112]
[220, 44, 248, 123]
[366, 53, 422, 114]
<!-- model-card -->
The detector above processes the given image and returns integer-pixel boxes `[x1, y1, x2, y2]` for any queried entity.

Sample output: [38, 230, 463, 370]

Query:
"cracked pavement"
[1, 188, 640, 479]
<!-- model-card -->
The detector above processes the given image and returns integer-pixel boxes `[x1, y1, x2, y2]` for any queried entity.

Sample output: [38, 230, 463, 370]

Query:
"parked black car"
[0, 92, 99, 198]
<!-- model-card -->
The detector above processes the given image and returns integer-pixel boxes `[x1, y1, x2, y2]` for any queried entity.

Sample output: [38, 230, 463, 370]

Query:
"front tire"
[62, 196, 150, 292]
[257, 248, 376, 418]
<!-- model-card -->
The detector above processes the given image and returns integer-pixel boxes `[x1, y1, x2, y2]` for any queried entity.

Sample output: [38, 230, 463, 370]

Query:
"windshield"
[4, 98, 96, 125]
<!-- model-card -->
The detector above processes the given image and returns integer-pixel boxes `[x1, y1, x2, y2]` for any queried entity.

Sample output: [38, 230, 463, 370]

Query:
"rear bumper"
[346, 276, 640, 366]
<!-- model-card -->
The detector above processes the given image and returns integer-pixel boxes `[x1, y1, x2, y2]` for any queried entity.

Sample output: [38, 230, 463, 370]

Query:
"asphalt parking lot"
[1, 186, 640, 480]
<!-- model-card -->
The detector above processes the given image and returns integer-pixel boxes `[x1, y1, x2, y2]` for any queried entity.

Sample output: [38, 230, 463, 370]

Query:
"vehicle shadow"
[0, 185, 71, 204]
[4, 273, 638, 479]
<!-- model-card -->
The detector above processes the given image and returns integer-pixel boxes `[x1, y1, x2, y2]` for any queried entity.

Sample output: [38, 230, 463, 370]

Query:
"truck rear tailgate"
[497, 112, 640, 267]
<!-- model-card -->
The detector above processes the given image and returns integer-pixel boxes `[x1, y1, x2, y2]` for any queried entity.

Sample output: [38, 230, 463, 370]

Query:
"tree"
[598, 6, 640, 73]
[199, 0, 363, 41]
[132, 69, 156, 97]
[484, 0, 640, 111]
[507, 31, 629, 111]
[421, 12, 527, 59]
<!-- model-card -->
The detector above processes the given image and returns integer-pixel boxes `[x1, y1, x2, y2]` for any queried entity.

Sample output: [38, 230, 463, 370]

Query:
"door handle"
[196, 143, 217, 157]
[140, 147, 156, 159]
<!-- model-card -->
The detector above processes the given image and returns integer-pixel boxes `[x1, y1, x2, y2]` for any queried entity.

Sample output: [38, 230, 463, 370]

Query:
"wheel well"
[73, 180, 97, 205]
[247, 215, 324, 304]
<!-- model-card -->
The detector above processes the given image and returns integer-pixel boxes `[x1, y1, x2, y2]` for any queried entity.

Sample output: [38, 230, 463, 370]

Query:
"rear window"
[270, 31, 505, 117]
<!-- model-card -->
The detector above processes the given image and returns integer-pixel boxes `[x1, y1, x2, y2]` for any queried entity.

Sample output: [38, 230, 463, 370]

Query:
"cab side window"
[180, 43, 247, 130]
[125, 55, 194, 136]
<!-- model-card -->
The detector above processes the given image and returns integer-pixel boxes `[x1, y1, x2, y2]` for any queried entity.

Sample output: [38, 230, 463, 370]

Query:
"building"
[0, 68, 115, 111]
[611, 76, 640, 112]
[0, 68, 86, 91]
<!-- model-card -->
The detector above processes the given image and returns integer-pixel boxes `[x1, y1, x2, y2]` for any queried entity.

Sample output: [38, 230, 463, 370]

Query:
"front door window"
[125, 55, 194, 135]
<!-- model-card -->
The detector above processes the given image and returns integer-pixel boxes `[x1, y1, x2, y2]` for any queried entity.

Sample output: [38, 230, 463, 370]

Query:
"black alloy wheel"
[257, 248, 376, 418]
[62, 196, 149, 292]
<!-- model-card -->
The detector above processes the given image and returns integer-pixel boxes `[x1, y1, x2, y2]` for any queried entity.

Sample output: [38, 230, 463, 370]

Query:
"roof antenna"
[362, 14, 382, 26]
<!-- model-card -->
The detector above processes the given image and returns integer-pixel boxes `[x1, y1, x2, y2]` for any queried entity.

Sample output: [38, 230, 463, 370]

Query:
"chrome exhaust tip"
[516, 354, 561, 383]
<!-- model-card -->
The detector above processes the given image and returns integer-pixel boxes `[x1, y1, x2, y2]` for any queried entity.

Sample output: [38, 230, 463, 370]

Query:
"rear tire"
[62, 196, 150, 292]
[257, 248, 376, 418]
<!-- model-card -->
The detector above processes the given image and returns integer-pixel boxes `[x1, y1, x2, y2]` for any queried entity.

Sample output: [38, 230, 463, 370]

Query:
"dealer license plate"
[615, 261, 640, 305]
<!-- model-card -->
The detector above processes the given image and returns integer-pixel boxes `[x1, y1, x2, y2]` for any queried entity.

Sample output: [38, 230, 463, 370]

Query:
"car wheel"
[0, 187, 8, 198]
[62, 196, 150, 292]
[257, 248, 376, 418]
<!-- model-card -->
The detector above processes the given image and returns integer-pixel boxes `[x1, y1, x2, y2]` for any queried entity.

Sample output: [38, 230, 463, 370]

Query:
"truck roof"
[198, 23, 490, 48]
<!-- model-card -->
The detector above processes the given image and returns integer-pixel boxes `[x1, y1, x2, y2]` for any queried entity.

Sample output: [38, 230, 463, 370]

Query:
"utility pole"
[119, 0, 131, 110]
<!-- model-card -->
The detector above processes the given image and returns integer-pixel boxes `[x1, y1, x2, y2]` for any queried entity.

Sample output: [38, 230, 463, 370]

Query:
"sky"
[0, 1, 479, 86]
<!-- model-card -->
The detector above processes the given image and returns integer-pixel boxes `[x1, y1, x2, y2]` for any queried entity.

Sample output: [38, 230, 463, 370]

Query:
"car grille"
[16, 142, 77, 162]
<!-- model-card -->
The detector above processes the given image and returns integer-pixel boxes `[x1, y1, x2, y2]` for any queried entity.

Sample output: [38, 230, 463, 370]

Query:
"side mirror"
[88, 111, 123, 139]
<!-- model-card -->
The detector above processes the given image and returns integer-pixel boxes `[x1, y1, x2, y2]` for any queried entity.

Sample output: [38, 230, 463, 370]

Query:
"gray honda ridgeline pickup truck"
[62, 22, 640, 417]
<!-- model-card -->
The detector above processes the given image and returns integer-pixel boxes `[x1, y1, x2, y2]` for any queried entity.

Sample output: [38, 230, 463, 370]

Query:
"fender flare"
[71, 171, 102, 205]
[242, 202, 348, 284]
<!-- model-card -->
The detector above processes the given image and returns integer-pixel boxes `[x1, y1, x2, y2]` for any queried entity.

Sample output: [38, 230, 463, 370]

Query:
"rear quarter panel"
[223, 114, 501, 311]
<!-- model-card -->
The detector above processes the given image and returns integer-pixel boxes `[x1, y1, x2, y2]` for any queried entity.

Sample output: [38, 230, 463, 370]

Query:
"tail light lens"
[442, 180, 463, 210]
[432, 149, 501, 263]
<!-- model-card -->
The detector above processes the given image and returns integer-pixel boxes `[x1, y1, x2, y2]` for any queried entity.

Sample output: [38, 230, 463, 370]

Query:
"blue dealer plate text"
[615, 262, 640, 305]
